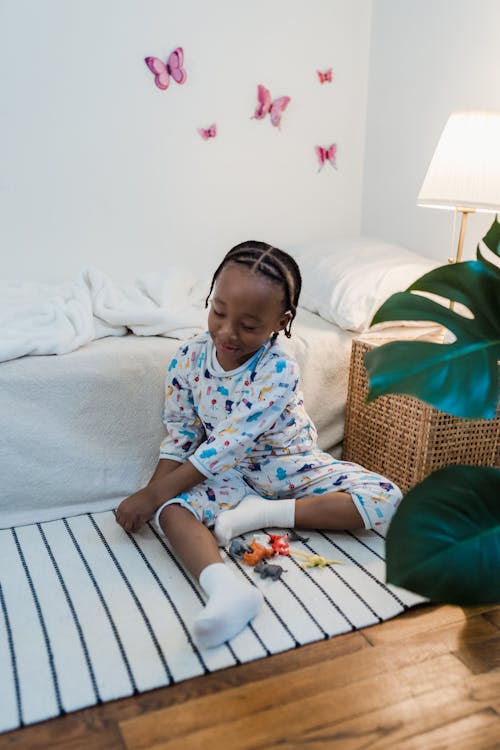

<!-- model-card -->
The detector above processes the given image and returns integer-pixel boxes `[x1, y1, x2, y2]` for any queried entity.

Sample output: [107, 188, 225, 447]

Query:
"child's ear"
[277, 310, 292, 331]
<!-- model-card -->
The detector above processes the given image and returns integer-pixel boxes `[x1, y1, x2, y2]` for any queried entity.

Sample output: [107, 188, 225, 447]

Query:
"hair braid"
[205, 241, 302, 339]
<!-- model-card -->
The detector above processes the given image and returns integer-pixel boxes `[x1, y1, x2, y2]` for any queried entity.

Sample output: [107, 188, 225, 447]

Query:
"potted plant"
[364, 217, 500, 605]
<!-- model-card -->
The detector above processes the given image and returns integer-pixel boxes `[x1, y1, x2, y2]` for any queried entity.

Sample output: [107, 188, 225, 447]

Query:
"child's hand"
[115, 487, 160, 533]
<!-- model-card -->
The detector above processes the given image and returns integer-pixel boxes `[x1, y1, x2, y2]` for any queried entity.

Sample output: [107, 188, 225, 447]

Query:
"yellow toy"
[290, 549, 342, 569]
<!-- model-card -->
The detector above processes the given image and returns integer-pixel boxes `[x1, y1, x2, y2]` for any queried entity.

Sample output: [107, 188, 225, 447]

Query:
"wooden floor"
[2, 602, 500, 749]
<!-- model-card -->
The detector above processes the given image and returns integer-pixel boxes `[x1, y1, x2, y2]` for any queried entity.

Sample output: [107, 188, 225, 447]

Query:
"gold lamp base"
[448, 208, 475, 311]
[448, 208, 475, 265]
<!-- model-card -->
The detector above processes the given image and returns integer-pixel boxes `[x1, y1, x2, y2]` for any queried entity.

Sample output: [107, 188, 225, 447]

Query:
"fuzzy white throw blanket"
[0, 267, 207, 362]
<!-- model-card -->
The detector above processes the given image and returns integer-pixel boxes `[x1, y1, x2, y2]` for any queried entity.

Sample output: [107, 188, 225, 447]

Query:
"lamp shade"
[417, 110, 500, 212]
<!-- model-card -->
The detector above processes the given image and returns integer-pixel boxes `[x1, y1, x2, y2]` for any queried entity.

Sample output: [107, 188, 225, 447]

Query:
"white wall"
[0, 0, 372, 283]
[362, 0, 500, 262]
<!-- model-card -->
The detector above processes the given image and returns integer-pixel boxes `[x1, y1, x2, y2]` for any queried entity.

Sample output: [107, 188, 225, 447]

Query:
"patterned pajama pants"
[154, 451, 402, 531]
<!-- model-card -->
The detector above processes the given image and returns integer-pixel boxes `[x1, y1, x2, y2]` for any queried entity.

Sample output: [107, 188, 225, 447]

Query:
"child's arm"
[116, 341, 207, 533]
[156, 339, 209, 465]
[148, 458, 183, 483]
[115, 459, 206, 533]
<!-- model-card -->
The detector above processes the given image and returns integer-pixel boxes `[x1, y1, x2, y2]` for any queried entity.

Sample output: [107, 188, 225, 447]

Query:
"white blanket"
[0, 267, 206, 363]
[0, 309, 356, 528]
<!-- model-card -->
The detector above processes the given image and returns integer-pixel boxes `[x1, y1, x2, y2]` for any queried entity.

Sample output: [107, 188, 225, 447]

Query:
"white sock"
[193, 563, 263, 649]
[213, 494, 296, 546]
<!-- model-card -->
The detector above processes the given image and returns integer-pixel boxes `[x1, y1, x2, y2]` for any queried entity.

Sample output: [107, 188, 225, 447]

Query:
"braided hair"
[205, 241, 302, 339]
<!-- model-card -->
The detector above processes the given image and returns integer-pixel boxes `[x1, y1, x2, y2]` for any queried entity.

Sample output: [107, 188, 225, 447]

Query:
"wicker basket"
[342, 339, 500, 494]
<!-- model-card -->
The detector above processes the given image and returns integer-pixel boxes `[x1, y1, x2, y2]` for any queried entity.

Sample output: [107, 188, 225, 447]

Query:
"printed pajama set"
[154, 333, 402, 531]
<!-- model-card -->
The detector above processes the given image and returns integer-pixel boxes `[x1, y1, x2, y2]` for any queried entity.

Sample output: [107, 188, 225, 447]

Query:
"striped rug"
[0, 510, 424, 733]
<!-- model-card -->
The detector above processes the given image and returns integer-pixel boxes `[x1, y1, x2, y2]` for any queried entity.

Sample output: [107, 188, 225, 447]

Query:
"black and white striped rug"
[0, 510, 424, 733]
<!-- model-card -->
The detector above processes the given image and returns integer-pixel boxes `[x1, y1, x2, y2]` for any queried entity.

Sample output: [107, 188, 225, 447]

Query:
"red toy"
[267, 532, 290, 556]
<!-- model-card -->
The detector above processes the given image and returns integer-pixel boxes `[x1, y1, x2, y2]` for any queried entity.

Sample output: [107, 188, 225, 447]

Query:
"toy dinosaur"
[290, 550, 342, 569]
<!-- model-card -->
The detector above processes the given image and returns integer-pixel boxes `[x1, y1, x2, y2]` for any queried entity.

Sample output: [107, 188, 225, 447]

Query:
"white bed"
[0, 238, 440, 528]
[0, 308, 355, 527]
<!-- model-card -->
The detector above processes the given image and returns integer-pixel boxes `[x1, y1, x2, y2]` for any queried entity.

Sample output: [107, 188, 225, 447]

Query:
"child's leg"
[213, 491, 360, 545]
[213, 456, 401, 544]
[295, 492, 364, 529]
[158, 503, 221, 579]
[214, 494, 296, 545]
[156, 484, 262, 649]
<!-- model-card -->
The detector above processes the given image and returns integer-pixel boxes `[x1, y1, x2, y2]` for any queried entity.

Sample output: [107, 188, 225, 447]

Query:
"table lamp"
[417, 110, 500, 265]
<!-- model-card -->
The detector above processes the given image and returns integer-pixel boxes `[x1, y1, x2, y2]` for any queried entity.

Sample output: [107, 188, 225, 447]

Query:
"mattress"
[0, 308, 357, 528]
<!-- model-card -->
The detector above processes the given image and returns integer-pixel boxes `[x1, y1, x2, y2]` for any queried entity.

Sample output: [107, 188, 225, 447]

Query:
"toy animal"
[267, 532, 290, 555]
[243, 539, 274, 566]
[254, 560, 285, 580]
[228, 539, 252, 559]
[291, 550, 342, 569]
[287, 530, 310, 543]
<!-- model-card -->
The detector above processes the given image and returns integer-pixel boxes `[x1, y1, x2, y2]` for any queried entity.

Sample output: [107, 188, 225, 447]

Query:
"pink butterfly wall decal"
[317, 69, 333, 84]
[251, 84, 291, 128]
[315, 144, 337, 171]
[144, 47, 187, 90]
[198, 124, 217, 140]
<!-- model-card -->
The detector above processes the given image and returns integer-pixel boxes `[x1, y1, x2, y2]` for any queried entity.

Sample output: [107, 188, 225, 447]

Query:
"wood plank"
[363, 603, 500, 645]
[454, 630, 500, 674]
[118, 613, 499, 750]
[0, 632, 367, 750]
[388, 708, 500, 750]
[3, 604, 500, 750]
[119, 653, 471, 750]
[468, 671, 500, 703]
[483, 607, 500, 630]
[0, 718, 126, 750]
[286, 680, 500, 750]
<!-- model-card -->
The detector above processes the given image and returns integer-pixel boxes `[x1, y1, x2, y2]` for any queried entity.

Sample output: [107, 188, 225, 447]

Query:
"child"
[115, 241, 401, 649]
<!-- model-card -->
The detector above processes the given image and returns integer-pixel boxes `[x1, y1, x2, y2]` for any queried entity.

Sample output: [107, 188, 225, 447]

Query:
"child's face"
[208, 262, 290, 370]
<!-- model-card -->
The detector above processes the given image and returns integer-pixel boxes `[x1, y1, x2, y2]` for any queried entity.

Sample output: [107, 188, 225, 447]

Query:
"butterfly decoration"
[251, 84, 291, 128]
[198, 124, 217, 140]
[144, 47, 187, 90]
[317, 69, 333, 84]
[315, 144, 337, 171]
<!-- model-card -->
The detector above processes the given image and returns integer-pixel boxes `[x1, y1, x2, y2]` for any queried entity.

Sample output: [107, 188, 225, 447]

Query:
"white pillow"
[291, 238, 439, 331]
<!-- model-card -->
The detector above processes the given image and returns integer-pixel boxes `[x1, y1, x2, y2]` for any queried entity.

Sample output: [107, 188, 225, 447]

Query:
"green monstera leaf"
[365, 218, 500, 418]
[386, 465, 500, 605]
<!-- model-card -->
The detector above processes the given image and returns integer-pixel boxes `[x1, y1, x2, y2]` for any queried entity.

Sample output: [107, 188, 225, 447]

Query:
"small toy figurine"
[291, 550, 342, 569]
[267, 532, 290, 556]
[228, 539, 252, 559]
[287, 530, 310, 543]
[243, 539, 274, 566]
[254, 560, 285, 580]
